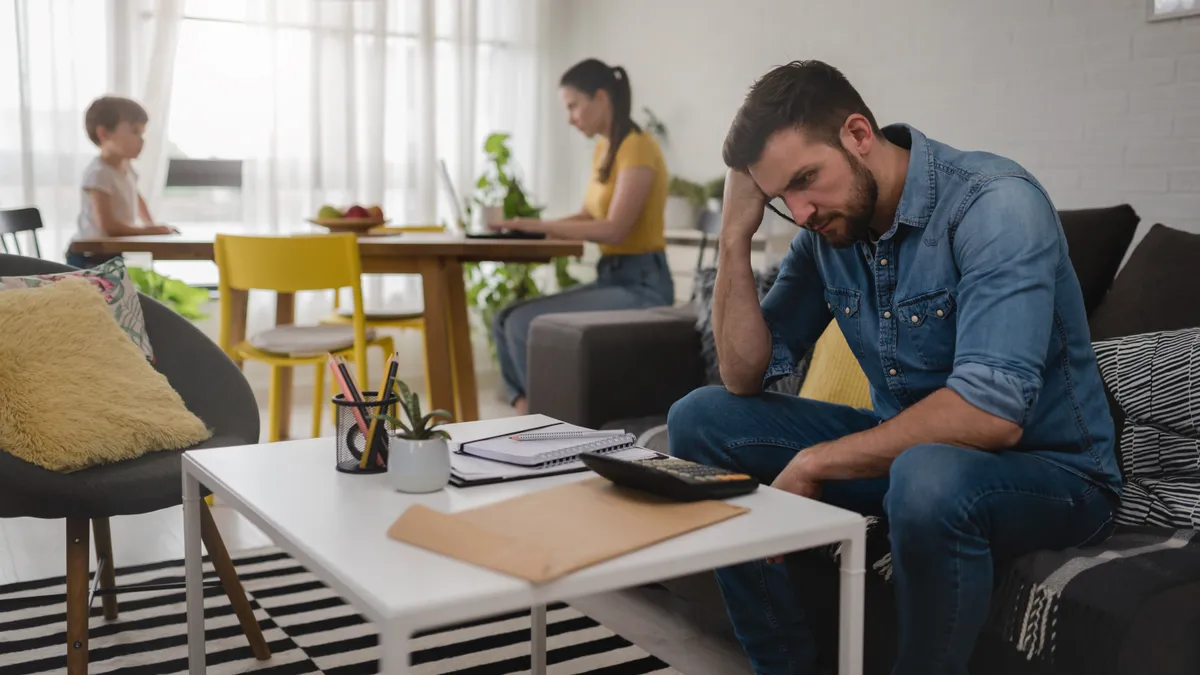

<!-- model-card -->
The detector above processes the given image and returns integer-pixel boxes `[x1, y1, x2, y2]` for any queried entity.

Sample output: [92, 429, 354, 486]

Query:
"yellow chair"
[317, 224, 443, 413]
[215, 233, 396, 442]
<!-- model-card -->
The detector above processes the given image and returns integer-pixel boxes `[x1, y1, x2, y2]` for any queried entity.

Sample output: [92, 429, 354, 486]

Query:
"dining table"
[68, 230, 585, 439]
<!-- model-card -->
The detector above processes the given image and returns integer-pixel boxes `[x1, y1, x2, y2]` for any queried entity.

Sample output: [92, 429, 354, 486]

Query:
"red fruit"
[344, 205, 370, 218]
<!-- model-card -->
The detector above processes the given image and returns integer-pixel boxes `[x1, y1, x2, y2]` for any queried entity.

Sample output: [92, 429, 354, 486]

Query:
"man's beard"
[809, 150, 878, 249]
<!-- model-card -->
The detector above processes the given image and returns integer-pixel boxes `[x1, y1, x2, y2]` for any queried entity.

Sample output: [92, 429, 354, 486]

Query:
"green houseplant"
[464, 132, 580, 356]
[126, 266, 210, 320]
[374, 379, 453, 493]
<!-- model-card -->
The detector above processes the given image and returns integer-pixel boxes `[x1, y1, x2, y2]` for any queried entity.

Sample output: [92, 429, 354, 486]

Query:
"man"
[667, 60, 1121, 675]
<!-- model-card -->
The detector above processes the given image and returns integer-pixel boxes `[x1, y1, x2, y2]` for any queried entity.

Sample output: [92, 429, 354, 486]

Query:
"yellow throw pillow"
[798, 319, 873, 410]
[0, 277, 212, 472]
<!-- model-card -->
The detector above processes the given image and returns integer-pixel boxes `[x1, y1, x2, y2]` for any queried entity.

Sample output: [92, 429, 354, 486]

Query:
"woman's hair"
[560, 58, 641, 182]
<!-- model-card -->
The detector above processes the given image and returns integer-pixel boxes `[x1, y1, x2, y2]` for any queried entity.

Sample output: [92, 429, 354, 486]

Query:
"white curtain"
[2, 0, 543, 265]
[235, 0, 545, 233]
[226, 0, 547, 316]
[0, 0, 181, 261]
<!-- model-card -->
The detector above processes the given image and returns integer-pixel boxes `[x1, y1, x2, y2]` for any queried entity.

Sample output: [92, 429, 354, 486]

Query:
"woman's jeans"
[492, 251, 675, 404]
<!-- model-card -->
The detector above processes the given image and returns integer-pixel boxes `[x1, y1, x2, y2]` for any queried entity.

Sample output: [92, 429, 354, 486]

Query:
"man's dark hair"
[722, 60, 880, 170]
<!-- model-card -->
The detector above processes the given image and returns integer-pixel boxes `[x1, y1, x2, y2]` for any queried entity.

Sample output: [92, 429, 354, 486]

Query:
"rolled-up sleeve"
[760, 231, 831, 389]
[945, 177, 1060, 426]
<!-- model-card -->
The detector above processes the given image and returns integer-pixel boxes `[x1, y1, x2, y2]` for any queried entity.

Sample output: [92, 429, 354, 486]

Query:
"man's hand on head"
[720, 169, 767, 244]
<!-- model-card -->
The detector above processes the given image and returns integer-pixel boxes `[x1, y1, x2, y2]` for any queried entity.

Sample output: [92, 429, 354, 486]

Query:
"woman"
[490, 58, 675, 415]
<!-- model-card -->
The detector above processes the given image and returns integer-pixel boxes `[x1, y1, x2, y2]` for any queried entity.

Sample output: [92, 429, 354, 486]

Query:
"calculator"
[580, 451, 759, 502]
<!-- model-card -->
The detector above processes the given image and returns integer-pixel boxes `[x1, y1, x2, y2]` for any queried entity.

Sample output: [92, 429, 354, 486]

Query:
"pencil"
[360, 354, 396, 469]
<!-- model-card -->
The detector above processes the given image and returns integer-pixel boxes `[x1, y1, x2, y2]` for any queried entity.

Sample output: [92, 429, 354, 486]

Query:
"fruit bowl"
[307, 217, 390, 234]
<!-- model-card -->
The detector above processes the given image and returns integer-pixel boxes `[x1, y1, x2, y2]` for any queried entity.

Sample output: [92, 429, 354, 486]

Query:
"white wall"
[544, 0, 1200, 251]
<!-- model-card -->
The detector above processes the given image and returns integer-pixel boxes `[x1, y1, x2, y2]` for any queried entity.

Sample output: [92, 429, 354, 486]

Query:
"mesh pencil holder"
[332, 392, 398, 475]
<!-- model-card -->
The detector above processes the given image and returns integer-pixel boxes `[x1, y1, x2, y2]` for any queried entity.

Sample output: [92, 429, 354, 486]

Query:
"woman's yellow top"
[582, 130, 668, 256]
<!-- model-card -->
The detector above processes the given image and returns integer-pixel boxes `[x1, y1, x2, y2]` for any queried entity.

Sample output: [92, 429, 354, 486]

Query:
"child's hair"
[84, 96, 148, 146]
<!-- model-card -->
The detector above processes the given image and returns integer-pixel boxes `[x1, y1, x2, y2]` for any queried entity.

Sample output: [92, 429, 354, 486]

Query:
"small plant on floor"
[127, 266, 211, 321]
[374, 379, 453, 440]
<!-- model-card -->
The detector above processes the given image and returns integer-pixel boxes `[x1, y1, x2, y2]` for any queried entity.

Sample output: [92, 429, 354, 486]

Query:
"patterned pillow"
[1093, 327, 1199, 528]
[0, 257, 154, 362]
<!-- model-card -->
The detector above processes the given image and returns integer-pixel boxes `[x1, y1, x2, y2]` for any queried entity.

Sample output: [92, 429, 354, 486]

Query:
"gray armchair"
[0, 254, 269, 674]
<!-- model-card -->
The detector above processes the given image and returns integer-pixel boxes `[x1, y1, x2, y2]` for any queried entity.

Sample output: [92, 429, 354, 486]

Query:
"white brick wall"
[546, 0, 1200, 258]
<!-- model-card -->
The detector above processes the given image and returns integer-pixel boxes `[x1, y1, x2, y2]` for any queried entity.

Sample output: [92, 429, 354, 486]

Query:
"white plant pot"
[387, 436, 451, 493]
[470, 205, 503, 232]
[664, 195, 698, 230]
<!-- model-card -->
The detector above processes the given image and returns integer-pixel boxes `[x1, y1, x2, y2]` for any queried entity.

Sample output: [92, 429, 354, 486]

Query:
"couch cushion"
[1094, 327, 1200, 529]
[1088, 224, 1200, 341]
[0, 255, 154, 361]
[0, 278, 211, 473]
[1058, 204, 1140, 316]
[987, 526, 1200, 675]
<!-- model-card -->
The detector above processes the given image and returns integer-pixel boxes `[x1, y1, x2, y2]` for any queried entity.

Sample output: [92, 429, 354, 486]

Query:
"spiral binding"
[537, 433, 637, 468]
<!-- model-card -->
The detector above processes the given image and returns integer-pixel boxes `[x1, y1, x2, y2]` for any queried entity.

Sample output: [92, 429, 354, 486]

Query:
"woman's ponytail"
[560, 59, 642, 182]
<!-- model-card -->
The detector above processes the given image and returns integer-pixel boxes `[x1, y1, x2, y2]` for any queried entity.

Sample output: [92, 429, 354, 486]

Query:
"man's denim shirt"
[763, 124, 1123, 495]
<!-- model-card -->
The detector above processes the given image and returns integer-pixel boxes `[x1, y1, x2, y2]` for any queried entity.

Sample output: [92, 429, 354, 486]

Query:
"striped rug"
[0, 548, 679, 674]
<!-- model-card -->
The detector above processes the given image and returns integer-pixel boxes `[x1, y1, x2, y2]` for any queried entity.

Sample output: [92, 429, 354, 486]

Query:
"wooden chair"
[0, 207, 45, 258]
[0, 253, 269, 675]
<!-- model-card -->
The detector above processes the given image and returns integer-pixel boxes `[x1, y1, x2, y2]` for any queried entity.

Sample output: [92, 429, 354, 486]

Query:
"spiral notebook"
[458, 422, 639, 468]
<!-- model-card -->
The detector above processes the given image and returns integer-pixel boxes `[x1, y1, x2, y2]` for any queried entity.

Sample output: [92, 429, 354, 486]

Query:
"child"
[68, 95, 177, 268]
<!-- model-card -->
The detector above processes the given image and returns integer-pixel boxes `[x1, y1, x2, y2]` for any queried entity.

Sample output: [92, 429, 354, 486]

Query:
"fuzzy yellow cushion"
[0, 277, 211, 472]
[798, 319, 873, 410]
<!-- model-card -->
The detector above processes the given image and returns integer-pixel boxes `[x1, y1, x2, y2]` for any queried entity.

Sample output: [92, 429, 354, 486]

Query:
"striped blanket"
[987, 526, 1200, 674]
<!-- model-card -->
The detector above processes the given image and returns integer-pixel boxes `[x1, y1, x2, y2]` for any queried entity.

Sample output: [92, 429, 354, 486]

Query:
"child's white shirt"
[76, 157, 139, 239]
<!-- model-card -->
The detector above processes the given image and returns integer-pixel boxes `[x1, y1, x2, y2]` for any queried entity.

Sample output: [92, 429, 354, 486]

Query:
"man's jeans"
[667, 387, 1117, 675]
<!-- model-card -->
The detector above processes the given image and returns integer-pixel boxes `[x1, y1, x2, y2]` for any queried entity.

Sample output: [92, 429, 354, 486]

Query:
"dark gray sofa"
[526, 206, 1200, 675]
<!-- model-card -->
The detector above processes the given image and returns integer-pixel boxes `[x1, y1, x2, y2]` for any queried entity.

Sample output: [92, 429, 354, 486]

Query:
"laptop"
[439, 159, 546, 240]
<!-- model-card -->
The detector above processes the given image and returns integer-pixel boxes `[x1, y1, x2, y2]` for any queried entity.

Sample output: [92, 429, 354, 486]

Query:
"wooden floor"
[0, 370, 750, 675]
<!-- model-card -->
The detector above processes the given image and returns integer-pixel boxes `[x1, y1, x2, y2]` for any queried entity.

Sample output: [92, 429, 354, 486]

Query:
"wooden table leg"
[225, 288, 249, 370]
[443, 260, 479, 422]
[274, 292, 295, 441]
[419, 259, 456, 419]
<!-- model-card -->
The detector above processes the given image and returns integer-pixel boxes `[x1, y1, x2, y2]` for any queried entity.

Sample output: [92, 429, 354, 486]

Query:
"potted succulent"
[374, 379, 453, 493]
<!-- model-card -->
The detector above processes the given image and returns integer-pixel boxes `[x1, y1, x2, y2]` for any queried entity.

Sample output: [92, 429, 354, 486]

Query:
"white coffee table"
[182, 414, 867, 674]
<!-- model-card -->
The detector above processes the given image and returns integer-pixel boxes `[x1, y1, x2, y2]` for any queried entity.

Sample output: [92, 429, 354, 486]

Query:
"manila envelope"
[386, 477, 749, 583]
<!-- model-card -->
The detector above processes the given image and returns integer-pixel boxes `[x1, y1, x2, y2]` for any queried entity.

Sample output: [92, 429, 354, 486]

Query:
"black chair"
[0, 254, 270, 674]
[0, 207, 44, 258]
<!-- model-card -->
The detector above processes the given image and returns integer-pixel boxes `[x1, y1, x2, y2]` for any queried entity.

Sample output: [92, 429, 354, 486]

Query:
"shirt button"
[827, 302, 831, 311]
[936, 309, 944, 317]
[879, 258, 888, 266]
[889, 368, 898, 376]
[911, 315, 919, 323]
[844, 307, 851, 315]
[883, 311, 892, 319]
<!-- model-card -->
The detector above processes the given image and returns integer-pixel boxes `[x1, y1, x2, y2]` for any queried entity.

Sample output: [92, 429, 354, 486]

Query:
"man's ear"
[842, 114, 875, 156]
[94, 125, 112, 143]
